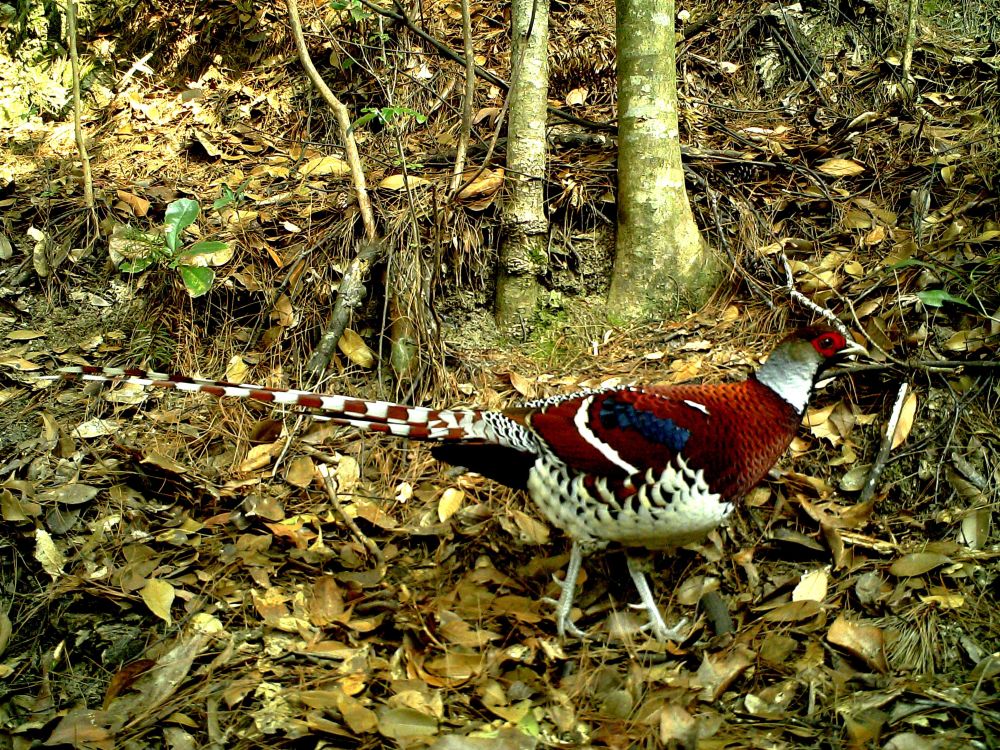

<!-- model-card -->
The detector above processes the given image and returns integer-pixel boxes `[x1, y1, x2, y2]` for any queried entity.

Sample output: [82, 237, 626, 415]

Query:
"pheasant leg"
[549, 542, 589, 639]
[626, 555, 688, 642]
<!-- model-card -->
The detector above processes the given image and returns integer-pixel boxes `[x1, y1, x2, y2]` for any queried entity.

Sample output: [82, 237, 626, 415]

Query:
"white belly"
[526, 455, 734, 551]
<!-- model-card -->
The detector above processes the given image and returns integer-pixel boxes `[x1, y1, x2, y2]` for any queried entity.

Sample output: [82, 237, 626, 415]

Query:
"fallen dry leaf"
[508, 370, 533, 397]
[792, 568, 829, 602]
[695, 646, 754, 702]
[455, 168, 503, 201]
[889, 552, 952, 577]
[819, 158, 866, 176]
[891, 391, 917, 450]
[338, 329, 375, 368]
[827, 614, 888, 672]
[34, 528, 65, 579]
[379, 174, 431, 190]
[308, 576, 346, 626]
[285, 455, 316, 488]
[141, 578, 176, 624]
[437, 487, 464, 522]
[226, 355, 250, 383]
[300, 155, 350, 177]
[71, 418, 120, 438]
[377, 706, 438, 740]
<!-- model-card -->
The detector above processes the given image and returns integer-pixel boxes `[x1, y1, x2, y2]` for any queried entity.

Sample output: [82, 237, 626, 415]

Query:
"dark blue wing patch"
[598, 396, 690, 452]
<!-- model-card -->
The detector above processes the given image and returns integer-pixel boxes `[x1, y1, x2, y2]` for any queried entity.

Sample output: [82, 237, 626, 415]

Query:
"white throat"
[754, 346, 822, 413]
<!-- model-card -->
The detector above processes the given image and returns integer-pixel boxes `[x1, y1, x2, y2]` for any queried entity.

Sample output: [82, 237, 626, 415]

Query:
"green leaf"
[889, 258, 934, 270]
[212, 189, 235, 211]
[891, 257, 964, 281]
[164, 198, 200, 253]
[177, 265, 215, 297]
[119, 256, 156, 273]
[394, 106, 426, 124]
[349, 110, 381, 133]
[916, 289, 972, 308]
[180, 240, 229, 258]
[212, 181, 248, 210]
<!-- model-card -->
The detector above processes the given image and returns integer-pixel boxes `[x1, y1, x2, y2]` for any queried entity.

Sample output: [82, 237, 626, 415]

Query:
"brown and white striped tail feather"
[56, 365, 488, 443]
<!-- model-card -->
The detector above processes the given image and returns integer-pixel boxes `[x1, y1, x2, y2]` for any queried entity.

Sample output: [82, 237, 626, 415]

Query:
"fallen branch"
[779, 250, 846, 330]
[305, 240, 384, 378]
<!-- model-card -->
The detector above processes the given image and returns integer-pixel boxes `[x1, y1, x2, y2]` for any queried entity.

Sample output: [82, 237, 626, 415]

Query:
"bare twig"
[900, 0, 919, 100]
[317, 463, 385, 566]
[286, 0, 376, 240]
[779, 251, 844, 329]
[66, 1, 97, 227]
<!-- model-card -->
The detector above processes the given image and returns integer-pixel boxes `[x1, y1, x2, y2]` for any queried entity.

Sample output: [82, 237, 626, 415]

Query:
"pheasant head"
[753, 325, 867, 414]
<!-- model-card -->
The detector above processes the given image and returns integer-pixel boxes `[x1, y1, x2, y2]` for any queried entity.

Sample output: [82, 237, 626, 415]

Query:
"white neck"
[753, 345, 822, 414]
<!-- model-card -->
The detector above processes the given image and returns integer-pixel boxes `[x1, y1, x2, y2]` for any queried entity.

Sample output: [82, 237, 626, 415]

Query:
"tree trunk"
[608, 0, 719, 320]
[900, 0, 919, 100]
[495, 0, 549, 335]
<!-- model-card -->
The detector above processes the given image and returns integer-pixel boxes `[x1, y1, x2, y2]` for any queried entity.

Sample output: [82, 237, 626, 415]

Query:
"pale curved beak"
[842, 339, 869, 359]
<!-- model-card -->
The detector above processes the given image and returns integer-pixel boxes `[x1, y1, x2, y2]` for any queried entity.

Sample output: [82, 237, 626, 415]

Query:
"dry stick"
[826, 359, 1000, 381]
[449, 0, 476, 196]
[287, 0, 376, 240]
[900, 0, 919, 100]
[317, 463, 385, 566]
[779, 251, 845, 330]
[859, 383, 909, 505]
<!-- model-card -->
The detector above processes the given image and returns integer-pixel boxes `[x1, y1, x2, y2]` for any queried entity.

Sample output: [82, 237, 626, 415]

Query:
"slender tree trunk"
[900, 0, 919, 100]
[495, 0, 549, 334]
[609, 0, 718, 320]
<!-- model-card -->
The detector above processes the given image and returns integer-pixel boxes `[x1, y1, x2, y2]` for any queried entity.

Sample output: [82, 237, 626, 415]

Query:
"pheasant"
[54, 325, 864, 640]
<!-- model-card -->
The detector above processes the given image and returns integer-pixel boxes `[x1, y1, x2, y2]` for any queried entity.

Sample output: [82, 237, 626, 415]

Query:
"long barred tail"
[54, 365, 490, 441]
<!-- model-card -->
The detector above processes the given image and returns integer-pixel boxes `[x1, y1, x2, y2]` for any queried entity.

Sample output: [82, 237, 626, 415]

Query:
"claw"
[626, 556, 688, 642]
[545, 546, 687, 642]
[547, 542, 589, 639]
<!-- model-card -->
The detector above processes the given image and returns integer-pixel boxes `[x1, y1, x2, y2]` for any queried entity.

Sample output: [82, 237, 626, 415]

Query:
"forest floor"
[1, 0, 998, 748]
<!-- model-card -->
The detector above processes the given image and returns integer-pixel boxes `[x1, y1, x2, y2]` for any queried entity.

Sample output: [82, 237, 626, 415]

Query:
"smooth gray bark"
[496, 0, 549, 334]
[609, 0, 718, 320]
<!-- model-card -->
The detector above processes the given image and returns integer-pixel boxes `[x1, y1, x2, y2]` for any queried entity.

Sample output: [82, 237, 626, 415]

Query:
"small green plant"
[330, 0, 369, 23]
[119, 198, 228, 298]
[212, 180, 249, 211]
[350, 106, 427, 133]
[890, 258, 975, 308]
